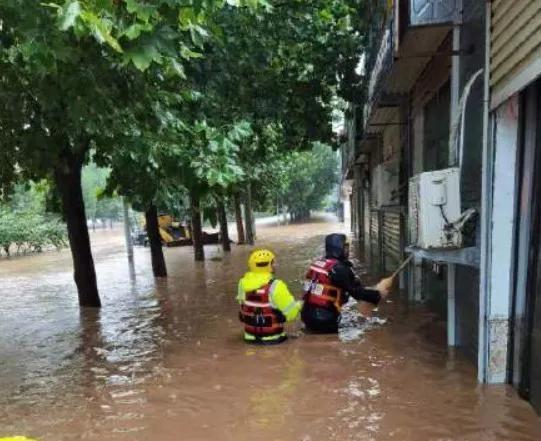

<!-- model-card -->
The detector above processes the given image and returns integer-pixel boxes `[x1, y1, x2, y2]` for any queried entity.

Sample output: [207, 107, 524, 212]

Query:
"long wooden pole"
[390, 254, 414, 280]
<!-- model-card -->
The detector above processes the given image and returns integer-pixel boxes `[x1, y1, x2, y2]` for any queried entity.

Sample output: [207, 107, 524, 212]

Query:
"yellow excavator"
[133, 214, 221, 247]
[156, 214, 191, 247]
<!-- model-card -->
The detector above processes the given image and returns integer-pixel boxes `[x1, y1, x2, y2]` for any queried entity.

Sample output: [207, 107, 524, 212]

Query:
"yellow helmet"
[248, 249, 276, 273]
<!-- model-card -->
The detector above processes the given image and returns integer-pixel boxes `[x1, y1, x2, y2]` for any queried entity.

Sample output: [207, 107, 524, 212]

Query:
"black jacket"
[301, 234, 380, 333]
[324, 233, 381, 306]
[328, 260, 381, 305]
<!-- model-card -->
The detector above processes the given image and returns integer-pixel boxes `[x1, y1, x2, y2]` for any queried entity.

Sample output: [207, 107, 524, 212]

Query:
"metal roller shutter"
[363, 188, 372, 258]
[382, 211, 403, 271]
[491, 1, 541, 109]
[370, 210, 380, 266]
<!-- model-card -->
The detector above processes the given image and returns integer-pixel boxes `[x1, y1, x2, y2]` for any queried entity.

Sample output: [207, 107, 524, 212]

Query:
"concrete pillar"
[350, 194, 356, 236]
[408, 255, 424, 302]
[412, 111, 424, 175]
[448, 263, 457, 346]
[353, 166, 363, 239]
[343, 195, 351, 231]
[449, 22, 461, 166]
[479, 96, 519, 383]
[341, 180, 353, 232]
[446, 20, 458, 344]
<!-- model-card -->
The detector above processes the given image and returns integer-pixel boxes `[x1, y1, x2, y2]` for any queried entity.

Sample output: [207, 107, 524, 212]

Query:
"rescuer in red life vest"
[237, 249, 303, 344]
[301, 233, 391, 333]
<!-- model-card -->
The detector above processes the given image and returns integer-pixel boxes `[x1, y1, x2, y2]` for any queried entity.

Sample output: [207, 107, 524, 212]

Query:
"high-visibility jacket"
[303, 258, 345, 313]
[237, 272, 301, 344]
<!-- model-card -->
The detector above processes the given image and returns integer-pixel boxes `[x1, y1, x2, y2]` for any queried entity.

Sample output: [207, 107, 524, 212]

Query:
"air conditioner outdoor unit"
[408, 167, 463, 249]
[371, 163, 398, 209]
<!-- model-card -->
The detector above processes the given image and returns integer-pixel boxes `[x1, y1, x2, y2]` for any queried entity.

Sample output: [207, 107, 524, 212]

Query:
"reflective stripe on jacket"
[237, 271, 301, 343]
[239, 279, 286, 341]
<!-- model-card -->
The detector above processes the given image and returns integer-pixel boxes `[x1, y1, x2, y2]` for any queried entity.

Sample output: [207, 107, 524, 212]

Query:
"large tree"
[0, 0, 370, 307]
[182, 0, 370, 229]
[0, 0, 256, 306]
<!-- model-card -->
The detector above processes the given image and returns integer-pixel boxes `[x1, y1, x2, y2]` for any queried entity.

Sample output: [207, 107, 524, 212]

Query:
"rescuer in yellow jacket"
[237, 249, 302, 344]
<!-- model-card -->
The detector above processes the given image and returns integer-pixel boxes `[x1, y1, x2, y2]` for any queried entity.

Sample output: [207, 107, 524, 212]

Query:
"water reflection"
[248, 350, 304, 429]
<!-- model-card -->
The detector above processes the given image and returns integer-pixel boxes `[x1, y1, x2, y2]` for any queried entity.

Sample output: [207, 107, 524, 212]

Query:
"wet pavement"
[1, 218, 540, 441]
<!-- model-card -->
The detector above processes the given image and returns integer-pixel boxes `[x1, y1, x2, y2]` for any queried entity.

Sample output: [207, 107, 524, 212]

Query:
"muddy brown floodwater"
[1, 217, 541, 441]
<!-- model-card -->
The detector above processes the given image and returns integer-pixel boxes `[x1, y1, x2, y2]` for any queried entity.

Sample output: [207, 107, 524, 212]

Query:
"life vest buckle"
[255, 310, 267, 327]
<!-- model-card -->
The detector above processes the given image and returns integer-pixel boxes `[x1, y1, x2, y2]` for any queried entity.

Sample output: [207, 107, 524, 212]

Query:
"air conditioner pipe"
[441, 68, 484, 233]
[449, 68, 485, 170]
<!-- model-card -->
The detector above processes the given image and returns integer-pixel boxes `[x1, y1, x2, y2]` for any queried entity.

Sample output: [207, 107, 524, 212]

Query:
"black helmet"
[325, 233, 348, 260]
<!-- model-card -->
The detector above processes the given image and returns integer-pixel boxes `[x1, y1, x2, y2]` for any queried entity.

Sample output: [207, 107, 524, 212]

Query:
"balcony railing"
[410, 0, 459, 27]
[341, 101, 368, 177]
[362, 0, 459, 127]
[364, 17, 394, 129]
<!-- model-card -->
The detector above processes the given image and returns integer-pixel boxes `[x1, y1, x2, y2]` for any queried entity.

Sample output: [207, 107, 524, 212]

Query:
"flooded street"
[1, 219, 540, 441]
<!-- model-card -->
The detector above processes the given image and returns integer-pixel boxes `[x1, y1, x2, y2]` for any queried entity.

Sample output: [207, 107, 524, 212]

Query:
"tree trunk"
[122, 197, 134, 262]
[234, 192, 245, 244]
[55, 159, 101, 308]
[190, 190, 205, 261]
[216, 198, 231, 252]
[145, 204, 167, 277]
[186, 222, 193, 240]
[276, 195, 280, 226]
[244, 183, 255, 245]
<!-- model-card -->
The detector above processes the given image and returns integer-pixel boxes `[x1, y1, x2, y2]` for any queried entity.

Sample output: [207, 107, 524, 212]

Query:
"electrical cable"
[439, 204, 452, 228]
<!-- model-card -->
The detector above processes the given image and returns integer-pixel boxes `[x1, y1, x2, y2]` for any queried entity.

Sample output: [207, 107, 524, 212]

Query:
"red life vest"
[239, 280, 286, 340]
[303, 258, 345, 312]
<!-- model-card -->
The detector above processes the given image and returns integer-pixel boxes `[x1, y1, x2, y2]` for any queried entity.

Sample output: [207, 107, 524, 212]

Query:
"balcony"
[341, 105, 360, 178]
[364, 18, 398, 135]
[363, 0, 460, 134]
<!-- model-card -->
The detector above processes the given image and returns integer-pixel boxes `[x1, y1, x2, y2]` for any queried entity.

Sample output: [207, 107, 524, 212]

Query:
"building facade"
[341, 0, 541, 414]
[482, 0, 541, 413]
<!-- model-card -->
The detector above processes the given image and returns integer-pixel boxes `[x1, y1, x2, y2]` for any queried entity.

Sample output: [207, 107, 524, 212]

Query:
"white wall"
[490, 96, 519, 315]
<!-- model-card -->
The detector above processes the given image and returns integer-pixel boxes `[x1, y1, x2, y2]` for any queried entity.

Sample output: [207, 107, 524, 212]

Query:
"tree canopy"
[0, 0, 370, 306]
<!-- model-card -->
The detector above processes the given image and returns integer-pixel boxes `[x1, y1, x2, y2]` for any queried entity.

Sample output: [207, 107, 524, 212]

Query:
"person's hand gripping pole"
[357, 255, 414, 317]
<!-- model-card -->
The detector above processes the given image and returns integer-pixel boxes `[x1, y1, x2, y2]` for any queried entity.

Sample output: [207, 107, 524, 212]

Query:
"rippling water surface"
[1, 219, 540, 441]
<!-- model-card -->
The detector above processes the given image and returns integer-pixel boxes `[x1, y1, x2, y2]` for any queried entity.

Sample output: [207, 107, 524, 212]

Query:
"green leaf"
[178, 7, 196, 31]
[130, 51, 152, 70]
[208, 140, 219, 153]
[122, 23, 152, 40]
[228, 121, 252, 141]
[169, 59, 187, 79]
[125, 0, 156, 22]
[59, 1, 81, 31]
[80, 11, 123, 52]
[180, 45, 203, 60]
[222, 137, 238, 152]
[126, 45, 162, 71]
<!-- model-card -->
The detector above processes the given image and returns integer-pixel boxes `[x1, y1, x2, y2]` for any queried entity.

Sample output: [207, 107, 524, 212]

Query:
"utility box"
[371, 163, 398, 209]
[408, 167, 462, 249]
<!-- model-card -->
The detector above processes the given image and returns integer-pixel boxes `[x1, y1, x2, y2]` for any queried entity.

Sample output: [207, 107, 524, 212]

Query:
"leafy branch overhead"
[0, 0, 367, 302]
[41, 0, 270, 71]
